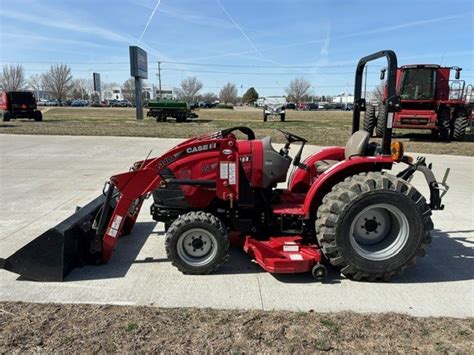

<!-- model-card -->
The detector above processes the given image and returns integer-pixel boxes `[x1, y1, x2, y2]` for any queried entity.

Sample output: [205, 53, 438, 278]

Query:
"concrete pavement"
[0, 134, 473, 317]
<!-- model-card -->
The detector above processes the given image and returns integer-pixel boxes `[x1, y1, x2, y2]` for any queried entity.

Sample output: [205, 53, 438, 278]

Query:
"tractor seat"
[315, 130, 370, 174]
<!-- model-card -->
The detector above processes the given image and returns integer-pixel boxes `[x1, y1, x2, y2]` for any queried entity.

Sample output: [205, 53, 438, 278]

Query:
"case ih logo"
[158, 156, 175, 169]
[186, 143, 217, 154]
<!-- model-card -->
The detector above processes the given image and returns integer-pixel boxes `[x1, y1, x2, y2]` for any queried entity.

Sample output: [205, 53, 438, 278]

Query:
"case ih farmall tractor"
[0, 51, 449, 282]
[364, 64, 471, 140]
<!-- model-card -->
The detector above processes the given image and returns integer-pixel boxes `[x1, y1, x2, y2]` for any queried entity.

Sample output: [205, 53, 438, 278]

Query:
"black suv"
[1, 91, 42, 121]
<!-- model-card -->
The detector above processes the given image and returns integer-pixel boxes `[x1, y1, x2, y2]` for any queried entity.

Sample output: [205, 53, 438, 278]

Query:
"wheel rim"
[176, 228, 218, 267]
[349, 203, 409, 261]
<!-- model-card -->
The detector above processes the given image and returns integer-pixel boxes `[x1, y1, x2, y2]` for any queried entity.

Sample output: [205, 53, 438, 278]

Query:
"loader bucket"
[0, 194, 112, 282]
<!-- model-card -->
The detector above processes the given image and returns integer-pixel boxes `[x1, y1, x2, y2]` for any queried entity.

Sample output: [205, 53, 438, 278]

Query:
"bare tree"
[71, 79, 91, 99]
[121, 78, 135, 104]
[1, 64, 25, 91]
[202, 92, 218, 103]
[27, 74, 45, 99]
[372, 83, 384, 103]
[219, 82, 238, 104]
[174, 76, 203, 102]
[42, 64, 73, 102]
[285, 77, 312, 103]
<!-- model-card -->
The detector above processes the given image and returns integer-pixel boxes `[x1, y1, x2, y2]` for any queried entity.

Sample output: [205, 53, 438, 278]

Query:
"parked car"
[304, 103, 319, 111]
[317, 102, 330, 110]
[45, 99, 60, 106]
[37, 99, 48, 106]
[330, 103, 344, 110]
[71, 99, 88, 107]
[284, 102, 296, 110]
[108, 99, 119, 107]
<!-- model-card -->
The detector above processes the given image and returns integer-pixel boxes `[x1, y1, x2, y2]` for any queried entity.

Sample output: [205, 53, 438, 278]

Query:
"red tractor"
[364, 64, 471, 140]
[0, 51, 449, 282]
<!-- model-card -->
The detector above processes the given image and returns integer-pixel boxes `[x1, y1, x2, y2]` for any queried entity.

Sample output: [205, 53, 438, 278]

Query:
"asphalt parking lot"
[0, 134, 473, 317]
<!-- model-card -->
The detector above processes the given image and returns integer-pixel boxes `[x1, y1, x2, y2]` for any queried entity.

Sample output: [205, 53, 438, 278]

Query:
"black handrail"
[353, 50, 399, 155]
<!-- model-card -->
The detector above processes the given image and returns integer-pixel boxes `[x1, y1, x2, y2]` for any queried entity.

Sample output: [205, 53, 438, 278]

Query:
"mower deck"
[243, 236, 324, 277]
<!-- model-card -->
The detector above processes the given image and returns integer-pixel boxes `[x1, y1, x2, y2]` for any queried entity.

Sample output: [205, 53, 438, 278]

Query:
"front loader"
[0, 50, 450, 282]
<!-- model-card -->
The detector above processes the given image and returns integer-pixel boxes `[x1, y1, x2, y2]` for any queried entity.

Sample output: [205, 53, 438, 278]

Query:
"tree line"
[1, 63, 330, 104]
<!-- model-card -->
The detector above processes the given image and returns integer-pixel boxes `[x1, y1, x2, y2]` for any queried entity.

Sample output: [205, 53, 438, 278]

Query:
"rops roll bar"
[352, 50, 401, 155]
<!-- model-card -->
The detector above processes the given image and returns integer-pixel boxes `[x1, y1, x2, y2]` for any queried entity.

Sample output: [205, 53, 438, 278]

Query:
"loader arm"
[99, 134, 240, 262]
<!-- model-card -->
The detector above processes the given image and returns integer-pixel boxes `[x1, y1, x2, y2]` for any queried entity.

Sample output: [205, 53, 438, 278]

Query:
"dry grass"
[0, 302, 472, 353]
[1, 107, 473, 156]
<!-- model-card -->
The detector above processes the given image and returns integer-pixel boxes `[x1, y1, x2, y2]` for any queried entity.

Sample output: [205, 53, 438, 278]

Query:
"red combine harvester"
[364, 64, 471, 140]
[0, 51, 450, 282]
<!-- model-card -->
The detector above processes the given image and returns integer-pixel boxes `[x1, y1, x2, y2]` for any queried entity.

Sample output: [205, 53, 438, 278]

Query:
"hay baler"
[0, 51, 449, 282]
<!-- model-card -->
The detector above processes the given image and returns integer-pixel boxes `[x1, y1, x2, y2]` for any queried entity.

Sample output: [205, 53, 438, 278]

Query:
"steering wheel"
[277, 129, 308, 166]
[221, 126, 255, 140]
[277, 129, 308, 144]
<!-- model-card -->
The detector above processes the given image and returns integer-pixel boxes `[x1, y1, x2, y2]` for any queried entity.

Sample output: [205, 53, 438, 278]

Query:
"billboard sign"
[93, 72, 101, 92]
[129, 46, 148, 79]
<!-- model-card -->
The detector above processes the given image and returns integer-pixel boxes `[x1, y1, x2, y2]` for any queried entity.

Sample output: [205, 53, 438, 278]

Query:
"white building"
[103, 87, 123, 100]
[332, 94, 354, 104]
[155, 89, 174, 99]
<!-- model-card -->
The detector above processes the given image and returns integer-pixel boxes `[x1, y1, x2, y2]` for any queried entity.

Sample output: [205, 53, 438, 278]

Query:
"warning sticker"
[283, 245, 299, 252]
[289, 254, 303, 261]
[220, 162, 228, 179]
[107, 227, 118, 238]
[387, 112, 394, 129]
[111, 215, 123, 230]
[228, 162, 236, 185]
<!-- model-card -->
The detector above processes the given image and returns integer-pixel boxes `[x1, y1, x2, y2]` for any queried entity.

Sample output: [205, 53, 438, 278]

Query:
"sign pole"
[129, 46, 148, 120]
[135, 77, 143, 120]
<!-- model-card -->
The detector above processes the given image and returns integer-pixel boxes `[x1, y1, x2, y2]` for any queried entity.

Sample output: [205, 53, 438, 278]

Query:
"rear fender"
[288, 147, 345, 192]
[302, 156, 393, 218]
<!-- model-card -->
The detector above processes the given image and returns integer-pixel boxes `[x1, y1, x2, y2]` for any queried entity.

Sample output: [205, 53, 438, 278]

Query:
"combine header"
[0, 51, 449, 282]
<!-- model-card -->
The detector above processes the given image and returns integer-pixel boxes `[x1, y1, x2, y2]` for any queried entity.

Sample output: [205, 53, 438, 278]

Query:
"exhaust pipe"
[0, 193, 114, 282]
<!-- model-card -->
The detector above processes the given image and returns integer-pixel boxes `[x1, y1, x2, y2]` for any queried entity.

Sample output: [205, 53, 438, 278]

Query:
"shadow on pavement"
[390, 229, 474, 284]
[62, 224, 472, 284]
[65, 222, 159, 282]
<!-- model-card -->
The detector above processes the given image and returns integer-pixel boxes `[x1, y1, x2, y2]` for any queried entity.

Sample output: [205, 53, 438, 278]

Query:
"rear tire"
[34, 111, 43, 122]
[316, 172, 432, 281]
[363, 104, 377, 136]
[375, 104, 385, 138]
[2, 111, 10, 122]
[437, 107, 451, 141]
[451, 110, 469, 141]
[165, 212, 229, 274]
[280, 113, 285, 122]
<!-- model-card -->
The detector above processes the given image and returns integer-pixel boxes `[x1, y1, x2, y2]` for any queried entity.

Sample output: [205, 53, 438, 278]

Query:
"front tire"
[451, 110, 469, 141]
[165, 212, 229, 274]
[316, 172, 432, 281]
[375, 104, 385, 138]
[2, 111, 11, 122]
[363, 104, 377, 136]
[34, 111, 43, 122]
[280, 113, 285, 122]
[437, 107, 451, 141]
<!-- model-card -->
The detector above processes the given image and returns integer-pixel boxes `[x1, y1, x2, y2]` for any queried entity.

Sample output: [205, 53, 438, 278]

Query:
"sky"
[0, 0, 473, 97]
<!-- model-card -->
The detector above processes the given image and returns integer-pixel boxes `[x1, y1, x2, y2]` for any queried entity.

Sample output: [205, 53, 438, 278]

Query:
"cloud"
[1, 32, 108, 49]
[0, 8, 133, 44]
[138, 0, 162, 41]
[216, 0, 263, 57]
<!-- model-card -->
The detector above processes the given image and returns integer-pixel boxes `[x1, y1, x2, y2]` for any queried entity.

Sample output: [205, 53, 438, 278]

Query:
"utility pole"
[157, 61, 162, 99]
[363, 65, 368, 99]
